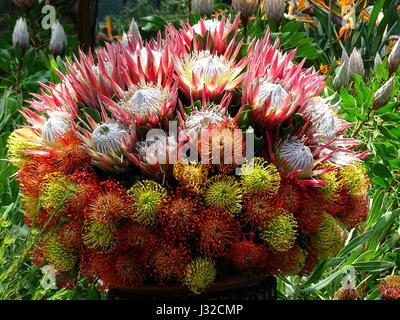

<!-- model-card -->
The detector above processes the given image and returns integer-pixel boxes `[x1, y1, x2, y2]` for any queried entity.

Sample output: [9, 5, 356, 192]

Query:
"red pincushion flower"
[159, 194, 200, 241]
[299, 245, 319, 276]
[196, 209, 241, 257]
[278, 178, 302, 213]
[57, 219, 84, 250]
[379, 275, 400, 300]
[242, 191, 284, 226]
[228, 240, 268, 272]
[337, 193, 369, 228]
[295, 189, 327, 234]
[150, 243, 191, 283]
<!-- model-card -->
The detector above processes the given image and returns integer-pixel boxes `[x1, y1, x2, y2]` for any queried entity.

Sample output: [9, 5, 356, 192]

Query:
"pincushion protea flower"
[243, 33, 325, 127]
[183, 257, 216, 294]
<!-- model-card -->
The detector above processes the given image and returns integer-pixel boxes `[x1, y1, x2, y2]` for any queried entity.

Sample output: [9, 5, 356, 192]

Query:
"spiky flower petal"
[183, 257, 216, 294]
[128, 180, 167, 225]
[204, 175, 242, 214]
[310, 212, 344, 259]
[173, 162, 208, 194]
[83, 220, 117, 253]
[43, 236, 78, 272]
[241, 157, 281, 194]
[259, 211, 298, 252]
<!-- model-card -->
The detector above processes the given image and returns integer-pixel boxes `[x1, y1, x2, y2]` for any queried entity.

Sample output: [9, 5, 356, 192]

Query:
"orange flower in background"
[319, 64, 330, 74]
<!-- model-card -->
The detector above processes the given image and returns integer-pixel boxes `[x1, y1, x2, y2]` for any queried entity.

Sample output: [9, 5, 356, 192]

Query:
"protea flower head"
[373, 77, 395, 110]
[388, 39, 400, 74]
[243, 33, 325, 127]
[172, 33, 246, 100]
[41, 112, 72, 146]
[127, 131, 178, 180]
[78, 115, 134, 172]
[179, 15, 241, 55]
[191, 0, 214, 16]
[232, 0, 259, 22]
[12, 18, 29, 51]
[303, 96, 351, 141]
[348, 48, 365, 78]
[263, 0, 286, 22]
[50, 20, 67, 57]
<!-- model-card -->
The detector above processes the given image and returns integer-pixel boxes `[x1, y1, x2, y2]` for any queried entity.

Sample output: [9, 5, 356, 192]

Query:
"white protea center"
[189, 51, 232, 85]
[278, 139, 314, 176]
[92, 123, 128, 156]
[123, 86, 168, 118]
[42, 115, 71, 145]
[192, 20, 230, 35]
[136, 134, 177, 165]
[185, 104, 227, 138]
[257, 80, 289, 109]
[305, 97, 338, 140]
[131, 47, 162, 68]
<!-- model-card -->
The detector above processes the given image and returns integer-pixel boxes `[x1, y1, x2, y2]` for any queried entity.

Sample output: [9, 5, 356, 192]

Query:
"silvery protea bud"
[263, 0, 286, 22]
[12, 18, 30, 51]
[333, 60, 350, 90]
[13, 0, 36, 9]
[373, 77, 395, 110]
[341, 48, 349, 64]
[232, 0, 259, 22]
[277, 139, 314, 177]
[42, 114, 71, 146]
[374, 53, 382, 75]
[191, 0, 214, 16]
[388, 39, 400, 74]
[49, 21, 67, 57]
[128, 18, 140, 38]
[348, 48, 365, 78]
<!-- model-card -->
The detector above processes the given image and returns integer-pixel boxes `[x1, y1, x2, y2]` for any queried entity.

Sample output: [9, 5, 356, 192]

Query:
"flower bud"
[348, 48, 365, 78]
[12, 18, 30, 51]
[388, 39, 400, 74]
[333, 60, 350, 90]
[49, 21, 67, 57]
[191, 0, 214, 16]
[128, 18, 140, 38]
[263, 0, 286, 22]
[232, 0, 259, 22]
[373, 77, 395, 110]
[13, 0, 36, 9]
[374, 52, 382, 74]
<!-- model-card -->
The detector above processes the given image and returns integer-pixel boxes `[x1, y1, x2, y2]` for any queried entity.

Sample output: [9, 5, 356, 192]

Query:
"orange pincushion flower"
[57, 219, 84, 250]
[150, 243, 191, 283]
[54, 132, 92, 173]
[116, 222, 156, 256]
[228, 240, 268, 272]
[197, 209, 241, 257]
[86, 192, 130, 224]
[242, 191, 284, 226]
[295, 189, 326, 234]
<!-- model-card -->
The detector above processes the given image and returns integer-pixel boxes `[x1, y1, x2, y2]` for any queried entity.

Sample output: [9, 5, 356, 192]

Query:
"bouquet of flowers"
[8, 15, 370, 294]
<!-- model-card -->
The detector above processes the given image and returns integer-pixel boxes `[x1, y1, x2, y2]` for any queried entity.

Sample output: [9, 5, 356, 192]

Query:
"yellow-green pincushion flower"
[183, 257, 217, 294]
[83, 220, 117, 253]
[43, 235, 78, 272]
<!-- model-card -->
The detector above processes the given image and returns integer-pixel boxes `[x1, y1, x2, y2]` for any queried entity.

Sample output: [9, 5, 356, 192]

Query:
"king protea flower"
[373, 77, 395, 110]
[12, 18, 30, 51]
[243, 33, 325, 127]
[172, 34, 246, 100]
[78, 114, 135, 172]
[348, 48, 365, 78]
[176, 15, 240, 56]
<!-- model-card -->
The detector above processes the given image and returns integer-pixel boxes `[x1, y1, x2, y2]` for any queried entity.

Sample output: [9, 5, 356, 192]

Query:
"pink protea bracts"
[243, 33, 325, 127]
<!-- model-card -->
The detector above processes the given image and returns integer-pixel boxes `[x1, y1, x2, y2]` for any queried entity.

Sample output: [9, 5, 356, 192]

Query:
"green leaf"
[372, 163, 392, 179]
[82, 107, 101, 123]
[301, 269, 342, 292]
[337, 230, 373, 257]
[351, 261, 395, 272]
[367, 0, 385, 35]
